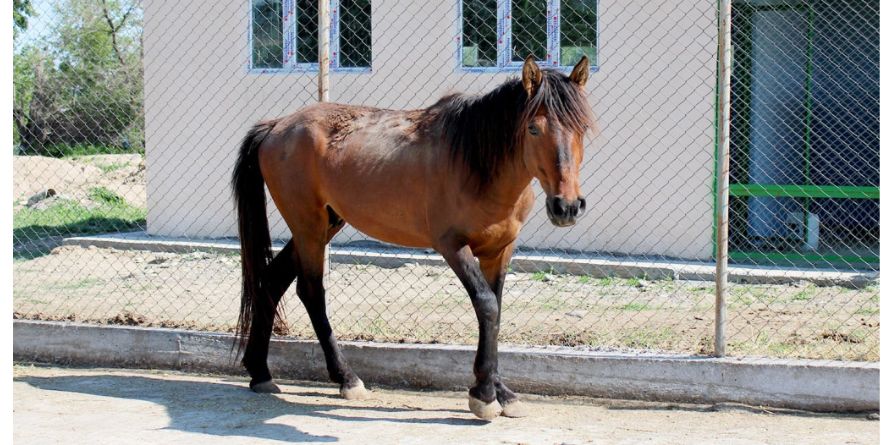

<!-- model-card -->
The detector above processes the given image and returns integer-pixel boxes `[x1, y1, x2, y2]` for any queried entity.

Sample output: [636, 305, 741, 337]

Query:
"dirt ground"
[13, 155, 145, 211]
[12, 244, 879, 361]
[12, 364, 879, 445]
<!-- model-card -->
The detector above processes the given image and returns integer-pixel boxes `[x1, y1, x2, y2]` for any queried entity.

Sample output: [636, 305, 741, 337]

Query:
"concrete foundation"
[13, 320, 879, 412]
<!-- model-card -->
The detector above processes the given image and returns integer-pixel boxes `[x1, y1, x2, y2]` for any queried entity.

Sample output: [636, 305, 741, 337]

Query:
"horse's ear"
[522, 55, 543, 96]
[569, 55, 590, 88]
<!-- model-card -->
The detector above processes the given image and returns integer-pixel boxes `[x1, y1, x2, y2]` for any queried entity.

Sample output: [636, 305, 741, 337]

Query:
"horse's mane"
[427, 70, 594, 192]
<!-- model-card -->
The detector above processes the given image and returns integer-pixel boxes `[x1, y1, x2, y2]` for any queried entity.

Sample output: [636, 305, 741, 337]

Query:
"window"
[460, 0, 597, 70]
[250, 0, 371, 71]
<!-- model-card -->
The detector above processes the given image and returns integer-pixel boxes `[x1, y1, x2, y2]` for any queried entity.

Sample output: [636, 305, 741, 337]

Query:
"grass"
[89, 187, 126, 205]
[625, 277, 643, 287]
[54, 277, 104, 291]
[621, 327, 678, 350]
[857, 307, 879, 316]
[791, 290, 812, 301]
[541, 297, 568, 311]
[13, 189, 146, 256]
[620, 302, 650, 311]
[18, 143, 143, 158]
[95, 161, 131, 173]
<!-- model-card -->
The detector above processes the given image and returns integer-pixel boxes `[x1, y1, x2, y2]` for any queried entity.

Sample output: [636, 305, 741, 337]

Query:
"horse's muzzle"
[545, 196, 587, 227]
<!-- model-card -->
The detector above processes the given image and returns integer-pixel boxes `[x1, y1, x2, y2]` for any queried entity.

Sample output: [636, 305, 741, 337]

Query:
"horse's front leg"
[479, 243, 527, 418]
[439, 243, 502, 420]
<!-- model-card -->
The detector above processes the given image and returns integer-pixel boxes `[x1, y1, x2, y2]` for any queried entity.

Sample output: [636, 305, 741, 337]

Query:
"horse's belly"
[323, 165, 434, 248]
[330, 200, 433, 248]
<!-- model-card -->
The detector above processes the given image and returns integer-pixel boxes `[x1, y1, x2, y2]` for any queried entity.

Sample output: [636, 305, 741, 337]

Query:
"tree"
[13, 0, 144, 155]
[13, 0, 33, 38]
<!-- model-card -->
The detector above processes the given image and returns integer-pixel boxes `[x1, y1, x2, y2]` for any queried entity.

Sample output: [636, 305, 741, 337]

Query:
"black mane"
[431, 70, 594, 191]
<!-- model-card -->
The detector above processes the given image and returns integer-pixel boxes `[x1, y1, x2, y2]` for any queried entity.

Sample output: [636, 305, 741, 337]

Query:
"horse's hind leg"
[292, 222, 368, 400]
[243, 241, 296, 393]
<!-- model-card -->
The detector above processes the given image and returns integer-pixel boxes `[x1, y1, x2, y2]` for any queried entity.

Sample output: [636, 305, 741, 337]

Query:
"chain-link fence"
[12, 0, 879, 363]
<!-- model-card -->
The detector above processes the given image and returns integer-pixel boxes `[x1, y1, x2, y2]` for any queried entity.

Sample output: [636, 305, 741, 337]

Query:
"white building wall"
[144, 0, 717, 259]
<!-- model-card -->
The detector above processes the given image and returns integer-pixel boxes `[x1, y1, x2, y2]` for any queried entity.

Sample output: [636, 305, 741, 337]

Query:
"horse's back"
[257, 102, 444, 247]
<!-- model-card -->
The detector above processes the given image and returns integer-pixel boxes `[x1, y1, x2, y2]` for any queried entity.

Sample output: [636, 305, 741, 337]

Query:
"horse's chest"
[467, 217, 524, 256]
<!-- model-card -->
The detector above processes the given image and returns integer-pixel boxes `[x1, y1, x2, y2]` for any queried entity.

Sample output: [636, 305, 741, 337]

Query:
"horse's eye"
[528, 124, 540, 136]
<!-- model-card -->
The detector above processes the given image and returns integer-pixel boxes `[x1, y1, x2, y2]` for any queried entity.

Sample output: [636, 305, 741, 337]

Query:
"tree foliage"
[13, 0, 143, 156]
[13, 0, 33, 37]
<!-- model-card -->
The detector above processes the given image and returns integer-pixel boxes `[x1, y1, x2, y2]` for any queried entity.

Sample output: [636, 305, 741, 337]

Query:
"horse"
[232, 55, 596, 420]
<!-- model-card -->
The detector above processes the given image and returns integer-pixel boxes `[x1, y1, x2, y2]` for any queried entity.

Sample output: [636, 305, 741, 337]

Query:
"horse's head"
[519, 56, 593, 227]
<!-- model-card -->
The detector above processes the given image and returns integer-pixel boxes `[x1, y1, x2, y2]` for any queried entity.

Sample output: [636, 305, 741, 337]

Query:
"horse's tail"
[232, 120, 277, 354]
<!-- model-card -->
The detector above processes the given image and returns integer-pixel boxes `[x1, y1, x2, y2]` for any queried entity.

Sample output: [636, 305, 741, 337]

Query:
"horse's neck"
[482, 155, 534, 208]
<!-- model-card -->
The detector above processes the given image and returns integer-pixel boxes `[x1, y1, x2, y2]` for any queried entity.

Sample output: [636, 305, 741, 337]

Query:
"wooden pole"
[318, 0, 330, 102]
[319, 0, 331, 274]
[714, 0, 733, 357]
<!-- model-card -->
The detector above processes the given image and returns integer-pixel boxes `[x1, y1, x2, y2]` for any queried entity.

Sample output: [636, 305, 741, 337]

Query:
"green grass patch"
[531, 271, 548, 282]
[54, 277, 104, 291]
[96, 161, 130, 173]
[791, 290, 812, 301]
[625, 277, 641, 287]
[621, 327, 677, 350]
[596, 276, 613, 286]
[857, 307, 879, 316]
[541, 297, 567, 311]
[89, 187, 126, 206]
[20, 143, 143, 158]
[13, 195, 146, 254]
[578, 275, 592, 284]
[620, 302, 649, 311]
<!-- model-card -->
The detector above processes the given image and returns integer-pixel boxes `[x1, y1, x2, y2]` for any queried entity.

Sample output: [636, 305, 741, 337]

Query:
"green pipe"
[731, 251, 879, 265]
[730, 184, 880, 199]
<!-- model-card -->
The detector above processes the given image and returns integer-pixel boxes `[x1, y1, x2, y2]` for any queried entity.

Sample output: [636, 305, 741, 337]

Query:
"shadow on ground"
[17, 374, 486, 443]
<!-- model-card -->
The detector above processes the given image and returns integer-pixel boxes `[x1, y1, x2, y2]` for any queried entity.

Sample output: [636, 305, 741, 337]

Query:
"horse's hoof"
[250, 380, 281, 394]
[501, 400, 528, 418]
[469, 395, 502, 420]
[340, 380, 370, 400]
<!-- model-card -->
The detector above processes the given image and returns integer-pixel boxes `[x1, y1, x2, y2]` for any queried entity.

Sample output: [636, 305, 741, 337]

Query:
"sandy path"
[13, 365, 878, 445]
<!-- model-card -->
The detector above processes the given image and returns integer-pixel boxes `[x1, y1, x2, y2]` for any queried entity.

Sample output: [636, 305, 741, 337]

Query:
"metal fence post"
[714, 0, 733, 357]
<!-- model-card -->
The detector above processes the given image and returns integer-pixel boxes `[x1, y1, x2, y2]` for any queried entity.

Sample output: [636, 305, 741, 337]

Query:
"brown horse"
[232, 56, 595, 420]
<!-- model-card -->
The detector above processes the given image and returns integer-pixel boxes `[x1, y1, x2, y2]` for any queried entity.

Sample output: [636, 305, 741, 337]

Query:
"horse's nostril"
[555, 198, 568, 216]
[578, 197, 587, 211]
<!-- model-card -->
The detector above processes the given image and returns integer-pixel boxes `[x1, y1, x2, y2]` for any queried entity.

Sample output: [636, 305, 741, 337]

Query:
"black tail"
[232, 120, 277, 354]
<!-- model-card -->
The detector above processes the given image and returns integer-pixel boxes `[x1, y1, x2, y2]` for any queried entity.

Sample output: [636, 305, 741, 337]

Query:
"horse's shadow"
[16, 373, 486, 443]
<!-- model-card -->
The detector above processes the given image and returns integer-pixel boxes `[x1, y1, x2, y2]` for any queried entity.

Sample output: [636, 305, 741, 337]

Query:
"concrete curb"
[14, 320, 879, 412]
[63, 232, 878, 287]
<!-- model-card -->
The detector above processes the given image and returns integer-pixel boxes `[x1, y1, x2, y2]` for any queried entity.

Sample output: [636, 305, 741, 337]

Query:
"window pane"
[296, 0, 319, 63]
[252, 0, 283, 68]
[512, 0, 547, 62]
[339, 0, 371, 68]
[462, 0, 497, 67]
[561, 0, 597, 66]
